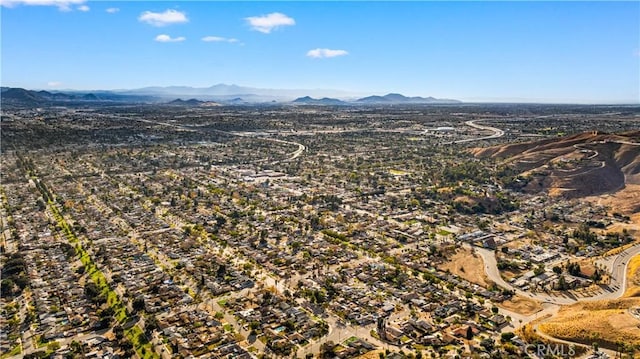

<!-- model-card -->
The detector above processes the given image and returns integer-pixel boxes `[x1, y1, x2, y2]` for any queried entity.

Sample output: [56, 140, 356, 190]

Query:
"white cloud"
[155, 34, 185, 43]
[0, 0, 85, 11]
[139, 9, 188, 27]
[306, 48, 349, 59]
[202, 36, 239, 43]
[76, 4, 88, 11]
[106, 7, 119, 13]
[47, 81, 62, 87]
[245, 12, 294, 34]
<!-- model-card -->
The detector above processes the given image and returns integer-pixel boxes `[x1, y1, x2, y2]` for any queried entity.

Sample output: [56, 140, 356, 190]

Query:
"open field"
[538, 298, 640, 350]
[516, 314, 589, 357]
[438, 247, 490, 287]
[624, 254, 640, 298]
[497, 295, 543, 316]
[574, 258, 598, 277]
[591, 184, 640, 233]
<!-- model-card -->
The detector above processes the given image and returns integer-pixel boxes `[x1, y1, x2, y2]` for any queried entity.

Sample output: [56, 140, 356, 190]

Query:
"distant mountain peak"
[82, 93, 100, 100]
[292, 96, 347, 105]
[168, 98, 203, 105]
[356, 93, 460, 104]
[167, 98, 222, 107]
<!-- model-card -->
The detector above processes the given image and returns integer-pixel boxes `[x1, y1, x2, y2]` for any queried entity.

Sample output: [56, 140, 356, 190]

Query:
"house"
[488, 314, 507, 329]
[482, 237, 497, 249]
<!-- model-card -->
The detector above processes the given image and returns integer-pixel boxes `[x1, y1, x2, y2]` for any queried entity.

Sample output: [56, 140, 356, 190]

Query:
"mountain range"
[355, 93, 459, 104]
[0, 87, 155, 104]
[1, 84, 460, 106]
[291, 93, 460, 105]
[117, 84, 361, 101]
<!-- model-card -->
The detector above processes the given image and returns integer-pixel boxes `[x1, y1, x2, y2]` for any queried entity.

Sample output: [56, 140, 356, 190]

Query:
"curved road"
[470, 243, 640, 305]
[449, 120, 505, 144]
[266, 137, 306, 163]
[466, 240, 640, 359]
[132, 117, 308, 164]
[469, 241, 640, 357]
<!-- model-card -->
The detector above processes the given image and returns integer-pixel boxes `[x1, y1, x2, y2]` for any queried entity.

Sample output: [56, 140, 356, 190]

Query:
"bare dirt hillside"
[472, 131, 640, 199]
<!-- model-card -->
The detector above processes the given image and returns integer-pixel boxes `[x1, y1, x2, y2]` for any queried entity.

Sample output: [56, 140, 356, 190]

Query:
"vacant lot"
[356, 350, 385, 359]
[574, 258, 598, 277]
[498, 295, 543, 316]
[438, 247, 489, 287]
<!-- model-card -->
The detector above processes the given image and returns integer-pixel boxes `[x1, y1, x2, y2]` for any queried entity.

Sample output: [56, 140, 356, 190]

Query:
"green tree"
[500, 332, 515, 343]
[132, 296, 145, 313]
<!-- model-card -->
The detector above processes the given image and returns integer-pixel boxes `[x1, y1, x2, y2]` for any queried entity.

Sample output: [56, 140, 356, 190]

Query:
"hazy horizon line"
[3, 83, 639, 105]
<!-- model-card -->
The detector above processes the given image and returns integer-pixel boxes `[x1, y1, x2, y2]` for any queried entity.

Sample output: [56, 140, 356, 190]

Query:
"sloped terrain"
[538, 298, 640, 350]
[473, 131, 640, 199]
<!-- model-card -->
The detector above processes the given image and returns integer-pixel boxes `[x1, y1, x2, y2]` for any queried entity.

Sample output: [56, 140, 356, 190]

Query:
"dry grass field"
[516, 315, 589, 357]
[356, 350, 384, 359]
[605, 241, 640, 257]
[438, 247, 490, 287]
[624, 254, 640, 297]
[595, 185, 640, 216]
[538, 298, 640, 350]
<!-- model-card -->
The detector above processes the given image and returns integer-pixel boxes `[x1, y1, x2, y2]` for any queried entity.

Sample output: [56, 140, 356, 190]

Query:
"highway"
[448, 120, 505, 144]
[125, 116, 309, 164]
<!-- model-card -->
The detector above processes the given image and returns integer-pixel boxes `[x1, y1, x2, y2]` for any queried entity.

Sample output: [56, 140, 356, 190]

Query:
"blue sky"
[1, 1, 639, 103]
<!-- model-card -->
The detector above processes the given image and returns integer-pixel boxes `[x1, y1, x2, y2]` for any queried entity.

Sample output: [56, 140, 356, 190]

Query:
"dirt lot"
[497, 294, 543, 316]
[438, 247, 489, 287]
[574, 258, 598, 277]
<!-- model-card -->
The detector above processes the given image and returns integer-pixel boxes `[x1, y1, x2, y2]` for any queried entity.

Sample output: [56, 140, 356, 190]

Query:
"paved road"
[470, 243, 640, 305]
[265, 138, 306, 163]
[133, 117, 308, 164]
[592, 244, 640, 300]
[470, 240, 640, 358]
[446, 120, 505, 144]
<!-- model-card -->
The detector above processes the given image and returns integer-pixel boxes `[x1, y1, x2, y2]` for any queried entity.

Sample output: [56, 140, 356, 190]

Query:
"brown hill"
[472, 131, 640, 199]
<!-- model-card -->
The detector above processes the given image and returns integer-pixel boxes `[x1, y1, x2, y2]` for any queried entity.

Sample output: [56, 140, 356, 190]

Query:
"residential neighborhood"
[1, 103, 639, 358]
